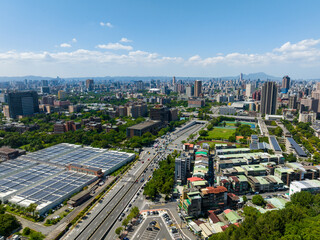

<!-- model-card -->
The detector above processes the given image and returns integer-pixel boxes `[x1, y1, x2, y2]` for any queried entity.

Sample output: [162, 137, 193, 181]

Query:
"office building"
[134, 80, 144, 91]
[186, 85, 194, 98]
[7, 91, 39, 119]
[288, 95, 297, 109]
[281, 76, 290, 93]
[126, 120, 162, 137]
[261, 82, 277, 115]
[172, 76, 176, 85]
[175, 157, 187, 185]
[86, 79, 94, 91]
[246, 83, 253, 98]
[299, 112, 316, 123]
[58, 90, 67, 100]
[194, 80, 202, 97]
[150, 105, 170, 122]
[188, 98, 205, 108]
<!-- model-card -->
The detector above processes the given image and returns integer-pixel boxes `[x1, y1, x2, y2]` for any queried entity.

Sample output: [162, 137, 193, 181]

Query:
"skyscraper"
[186, 85, 194, 98]
[261, 82, 278, 115]
[246, 83, 253, 98]
[194, 80, 202, 97]
[86, 79, 94, 91]
[172, 76, 176, 85]
[7, 91, 39, 118]
[288, 95, 297, 109]
[281, 76, 290, 93]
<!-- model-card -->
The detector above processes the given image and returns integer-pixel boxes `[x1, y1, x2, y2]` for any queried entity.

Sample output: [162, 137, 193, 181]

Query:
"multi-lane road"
[63, 120, 206, 240]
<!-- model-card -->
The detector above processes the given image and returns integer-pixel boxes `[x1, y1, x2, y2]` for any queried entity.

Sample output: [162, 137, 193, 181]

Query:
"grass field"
[206, 128, 236, 140]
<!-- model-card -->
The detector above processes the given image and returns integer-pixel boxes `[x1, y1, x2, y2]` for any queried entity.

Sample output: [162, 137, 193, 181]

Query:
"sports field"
[206, 128, 236, 139]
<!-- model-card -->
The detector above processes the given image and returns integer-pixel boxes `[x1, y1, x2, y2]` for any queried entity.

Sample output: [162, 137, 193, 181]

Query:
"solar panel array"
[15, 171, 95, 206]
[287, 137, 307, 157]
[0, 164, 61, 197]
[270, 136, 282, 152]
[0, 158, 35, 179]
[84, 151, 133, 172]
[25, 143, 80, 161]
[0, 143, 135, 214]
[47, 147, 103, 166]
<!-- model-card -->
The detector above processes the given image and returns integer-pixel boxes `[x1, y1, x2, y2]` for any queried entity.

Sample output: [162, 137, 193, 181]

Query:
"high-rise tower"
[261, 82, 278, 115]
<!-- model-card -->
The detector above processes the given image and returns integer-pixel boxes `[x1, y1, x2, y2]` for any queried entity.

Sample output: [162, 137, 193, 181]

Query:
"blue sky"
[0, 0, 320, 78]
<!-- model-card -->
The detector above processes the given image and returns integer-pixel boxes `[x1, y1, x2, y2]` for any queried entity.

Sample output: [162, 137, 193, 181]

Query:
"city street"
[63, 120, 205, 240]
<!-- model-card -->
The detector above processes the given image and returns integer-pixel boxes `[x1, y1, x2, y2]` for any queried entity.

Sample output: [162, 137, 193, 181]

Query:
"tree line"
[210, 191, 320, 240]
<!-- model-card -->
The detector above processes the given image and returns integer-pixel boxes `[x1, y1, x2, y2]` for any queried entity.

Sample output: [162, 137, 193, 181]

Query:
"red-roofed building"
[221, 225, 229, 231]
[208, 210, 221, 224]
[200, 186, 227, 210]
[227, 193, 241, 209]
[223, 209, 232, 214]
[183, 143, 194, 151]
[187, 177, 204, 182]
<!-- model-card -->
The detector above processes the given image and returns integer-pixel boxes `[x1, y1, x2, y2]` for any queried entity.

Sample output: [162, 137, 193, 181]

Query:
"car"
[147, 227, 153, 231]
[137, 192, 140, 196]
[147, 211, 150, 216]
[121, 213, 125, 217]
[148, 158, 150, 161]
[118, 217, 122, 221]
[128, 203, 132, 207]
[153, 226, 160, 231]
[142, 161, 144, 163]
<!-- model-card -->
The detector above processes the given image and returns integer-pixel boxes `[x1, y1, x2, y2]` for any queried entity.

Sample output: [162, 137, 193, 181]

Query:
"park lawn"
[206, 128, 236, 140]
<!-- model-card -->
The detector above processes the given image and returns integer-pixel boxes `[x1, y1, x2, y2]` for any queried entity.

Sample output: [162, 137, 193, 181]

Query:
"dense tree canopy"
[0, 214, 20, 237]
[210, 191, 320, 240]
[143, 152, 178, 199]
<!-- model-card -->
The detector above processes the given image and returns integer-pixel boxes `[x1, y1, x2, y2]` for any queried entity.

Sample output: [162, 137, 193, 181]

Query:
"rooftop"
[201, 186, 227, 195]
[127, 120, 161, 130]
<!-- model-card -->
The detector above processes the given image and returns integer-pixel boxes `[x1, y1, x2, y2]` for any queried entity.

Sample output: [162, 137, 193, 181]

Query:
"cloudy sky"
[0, 0, 320, 78]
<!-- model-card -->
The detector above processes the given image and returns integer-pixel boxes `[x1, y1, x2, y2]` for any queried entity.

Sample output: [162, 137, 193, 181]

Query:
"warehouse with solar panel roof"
[0, 143, 135, 215]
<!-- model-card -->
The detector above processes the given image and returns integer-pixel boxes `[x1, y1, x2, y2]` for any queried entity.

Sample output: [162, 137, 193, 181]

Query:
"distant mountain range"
[0, 72, 290, 82]
[220, 72, 282, 81]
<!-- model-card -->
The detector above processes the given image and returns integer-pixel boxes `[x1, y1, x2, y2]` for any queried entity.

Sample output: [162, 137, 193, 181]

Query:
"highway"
[65, 120, 205, 240]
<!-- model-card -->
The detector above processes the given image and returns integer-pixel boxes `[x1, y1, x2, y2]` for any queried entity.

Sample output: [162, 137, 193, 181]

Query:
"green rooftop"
[195, 151, 208, 155]
[237, 175, 248, 182]
[255, 176, 269, 185]
[225, 210, 241, 224]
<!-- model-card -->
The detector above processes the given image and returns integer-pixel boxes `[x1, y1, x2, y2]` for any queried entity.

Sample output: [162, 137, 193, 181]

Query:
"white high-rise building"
[246, 83, 253, 98]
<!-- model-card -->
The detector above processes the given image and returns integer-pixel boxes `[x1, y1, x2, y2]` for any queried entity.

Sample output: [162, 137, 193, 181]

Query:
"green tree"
[0, 214, 21, 237]
[207, 124, 213, 130]
[199, 129, 208, 137]
[29, 232, 45, 240]
[122, 218, 129, 227]
[228, 135, 236, 142]
[284, 153, 297, 162]
[23, 227, 31, 235]
[115, 227, 123, 235]
[274, 126, 283, 137]
[252, 195, 266, 207]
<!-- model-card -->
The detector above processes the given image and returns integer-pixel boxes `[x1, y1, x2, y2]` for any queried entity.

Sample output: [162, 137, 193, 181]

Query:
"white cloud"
[72, 38, 77, 43]
[96, 43, 133, 51]
[1, 38, 320, 78]
[120, 37, 132, 43]
[274, 38, 320, 52]
[60, 43, 71, 48]
[100, 22, 113, 28]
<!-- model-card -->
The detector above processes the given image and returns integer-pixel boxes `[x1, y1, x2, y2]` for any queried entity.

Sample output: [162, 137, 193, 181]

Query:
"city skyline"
[0, 1, 320, 78]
